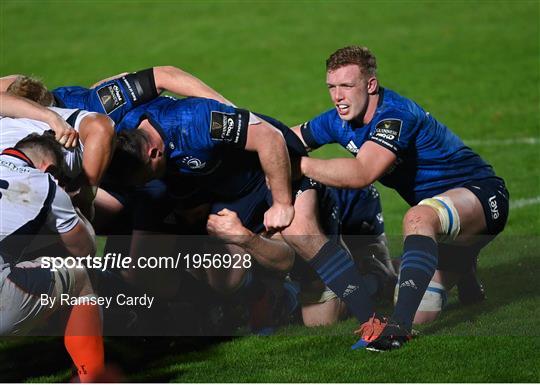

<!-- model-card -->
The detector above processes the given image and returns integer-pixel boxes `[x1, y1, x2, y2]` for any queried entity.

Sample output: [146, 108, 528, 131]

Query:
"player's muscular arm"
[245, 120, 294, 231]
[301, 141, 396, 188]
[90, 72, 129, 88]
[207, 209, 294, 272]
[78, 114, 115, 187]
[0, 92, 78, 147]
[59, 218, 96, 258]
[153, 66, 234, 106]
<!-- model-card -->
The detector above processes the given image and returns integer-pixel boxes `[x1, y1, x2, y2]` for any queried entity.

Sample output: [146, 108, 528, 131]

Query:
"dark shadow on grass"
[0, 336, 235, 382]
[0, 337, 72, 382]
[421, 252, 539, 336]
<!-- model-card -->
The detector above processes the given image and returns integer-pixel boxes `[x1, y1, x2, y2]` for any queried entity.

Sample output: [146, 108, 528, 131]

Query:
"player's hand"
[48, 113, 78, 148]
[207, 208, 252, 245]
[263, 203, 294, 233]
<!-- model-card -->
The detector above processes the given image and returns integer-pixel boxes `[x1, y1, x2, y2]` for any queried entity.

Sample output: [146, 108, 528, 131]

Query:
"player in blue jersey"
[1, 67, 233, 229]
[206, 183, 394, 328]
[292, 46, 509, 350]
[1, 66, 233, 123]
[110, 97, 395, 330]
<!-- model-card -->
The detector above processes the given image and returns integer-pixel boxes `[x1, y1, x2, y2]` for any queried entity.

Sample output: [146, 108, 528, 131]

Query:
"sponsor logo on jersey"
[122, 76, 138, 102]
[181, 156, 206, 170]
[210, 111, 242, 144]
[488, 195, 499, 219]
[0, 160, 31, 174]
[373, 118, 402, 141]
[97, 84, 126, 114]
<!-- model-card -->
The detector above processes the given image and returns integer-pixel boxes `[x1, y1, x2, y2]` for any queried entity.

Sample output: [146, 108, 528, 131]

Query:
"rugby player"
[0, 133, 104, 382]
[292, 46, 509, 350]
[110, 100, 394, 330]
[206, 184, 394, 328]
[0, 92, 115, 219]
[1, 67, 233, 230]
[1, 66, 233, 120]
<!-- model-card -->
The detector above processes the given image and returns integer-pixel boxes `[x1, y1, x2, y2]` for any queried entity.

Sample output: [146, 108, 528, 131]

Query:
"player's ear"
[367, 76, 378, 94]
[148, 147, 162, 159]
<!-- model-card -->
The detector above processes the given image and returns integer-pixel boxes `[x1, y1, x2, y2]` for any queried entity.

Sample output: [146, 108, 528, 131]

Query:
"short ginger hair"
[326, 46, 377, 77]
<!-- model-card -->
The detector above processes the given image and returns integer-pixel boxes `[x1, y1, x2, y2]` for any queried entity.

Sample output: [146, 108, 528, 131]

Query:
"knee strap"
[418, 196, 461, 241]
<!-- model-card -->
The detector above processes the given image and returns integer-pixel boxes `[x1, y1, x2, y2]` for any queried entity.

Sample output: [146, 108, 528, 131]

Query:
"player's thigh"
[0, 261, 80, 335]
[441, 188, 487, 241]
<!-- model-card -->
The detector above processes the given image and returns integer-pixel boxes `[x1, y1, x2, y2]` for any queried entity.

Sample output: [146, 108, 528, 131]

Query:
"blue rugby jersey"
[52, 69, 158, 123]
[117, 96, 262, 198]
[301, 87, 497, 205]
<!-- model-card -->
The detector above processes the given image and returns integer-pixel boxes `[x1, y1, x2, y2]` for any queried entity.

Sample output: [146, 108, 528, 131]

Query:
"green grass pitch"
[1, 0, 539, 382]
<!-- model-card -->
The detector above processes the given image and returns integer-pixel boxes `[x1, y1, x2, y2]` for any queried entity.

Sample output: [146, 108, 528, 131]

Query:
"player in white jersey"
[0, 92, 115, 219]
[0, 132, 106, 382]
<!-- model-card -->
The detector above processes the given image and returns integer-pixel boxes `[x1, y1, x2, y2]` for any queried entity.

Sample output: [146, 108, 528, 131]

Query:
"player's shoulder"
[48, 106, 80, 119]
[310, 108, 341, 130]
[371, 87, 425, 127]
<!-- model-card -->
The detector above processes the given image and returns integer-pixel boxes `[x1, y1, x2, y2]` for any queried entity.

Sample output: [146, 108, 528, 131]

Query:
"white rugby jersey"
[0, 107, 96, 179]
[0, 152, 78, 264]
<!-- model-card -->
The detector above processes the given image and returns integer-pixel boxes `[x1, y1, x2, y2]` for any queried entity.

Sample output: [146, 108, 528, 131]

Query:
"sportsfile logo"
[399, 280, 417, 290]
[488, 195, 499, 219]
[343, 284, 358, 297]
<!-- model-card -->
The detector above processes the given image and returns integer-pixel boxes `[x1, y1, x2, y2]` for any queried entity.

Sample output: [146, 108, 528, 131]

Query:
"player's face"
[129, 147, 166, 187]
[326, 64, 369, 122]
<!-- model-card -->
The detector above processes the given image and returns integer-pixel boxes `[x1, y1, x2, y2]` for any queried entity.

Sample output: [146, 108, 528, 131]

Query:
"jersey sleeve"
[368, 109, 418, 155]
[192, 99, 250, 150]
[300, 110, 336, 150]
[121, 68, 159, 106]
[89, 68, 158, 123]
[45, 183, 79, 234]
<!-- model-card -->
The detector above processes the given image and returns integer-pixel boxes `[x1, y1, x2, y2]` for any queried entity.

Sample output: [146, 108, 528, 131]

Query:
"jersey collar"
[1, 148, 36, 168]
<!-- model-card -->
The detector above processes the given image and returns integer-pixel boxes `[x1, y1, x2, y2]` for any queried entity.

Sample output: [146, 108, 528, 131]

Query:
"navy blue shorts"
[100, 178, 174, 233]
[436, 177, 509, 273]
[462, 177, 509, 236]
[210, 175, 320, 234]
[329, 185, 385, 236]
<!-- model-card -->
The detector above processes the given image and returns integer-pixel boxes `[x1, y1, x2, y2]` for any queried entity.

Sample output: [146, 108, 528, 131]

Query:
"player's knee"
[402, 205, 440, 236]
[415, 196, 461, 241]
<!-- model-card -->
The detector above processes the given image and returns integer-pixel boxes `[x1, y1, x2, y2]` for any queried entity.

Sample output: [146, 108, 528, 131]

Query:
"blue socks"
[308, 241, 374, 323]
[392, 235, 438, 329]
